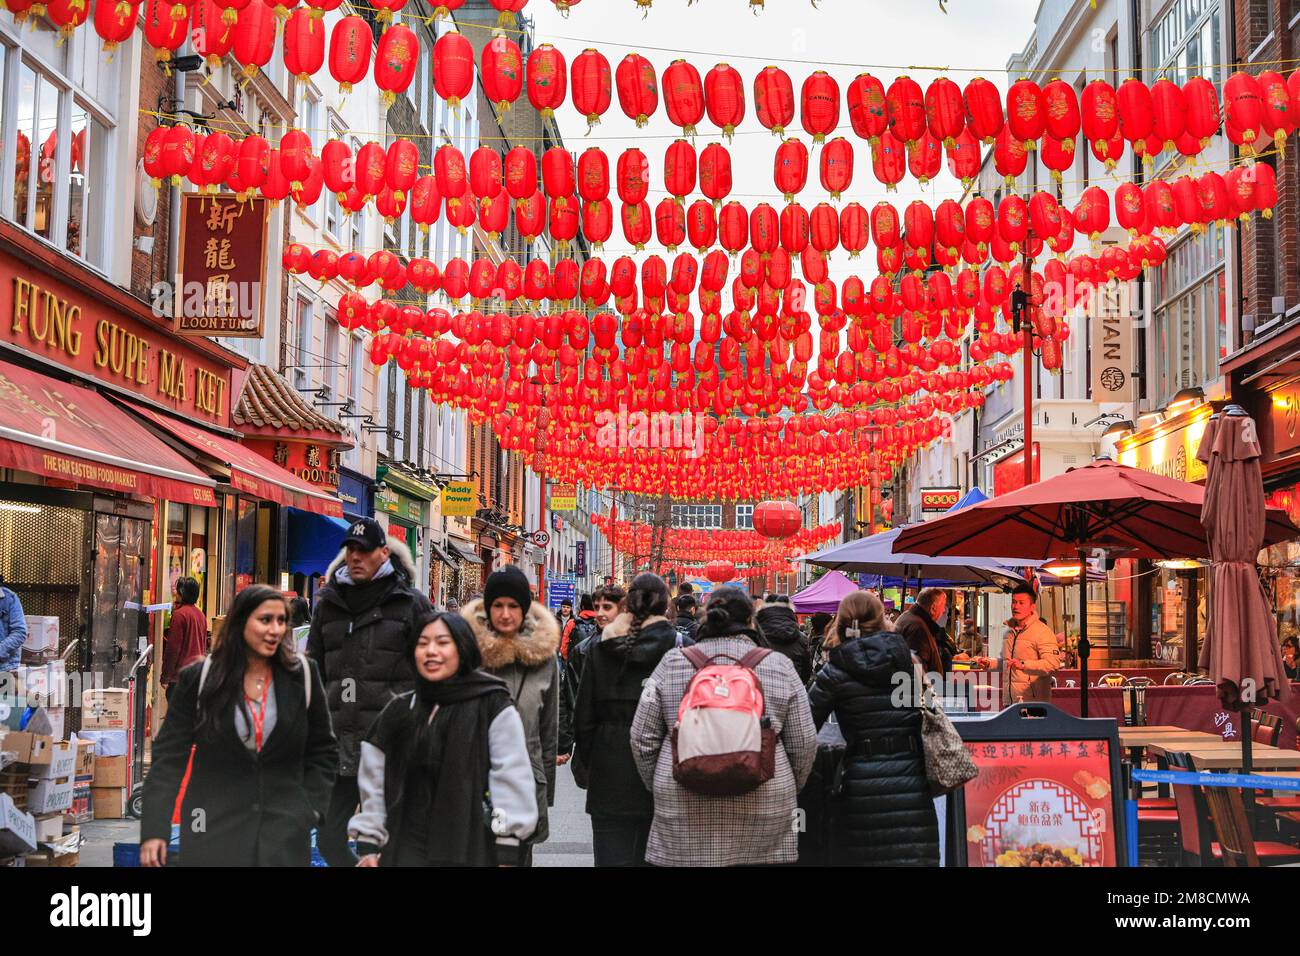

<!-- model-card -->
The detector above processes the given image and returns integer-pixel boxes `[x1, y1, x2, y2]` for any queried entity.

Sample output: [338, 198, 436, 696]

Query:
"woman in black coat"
[140, 585, 337, 867]
[574, 572, 684, 867]
[808, 591, 939, 867]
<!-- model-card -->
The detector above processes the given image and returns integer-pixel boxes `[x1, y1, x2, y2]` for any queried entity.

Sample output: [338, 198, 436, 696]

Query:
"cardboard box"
[81, 688, 129, 730]
[65, 777, 92, 825]
[33, 812, 63, 843]
[92, 755, 127, 788]
[22, 615, 59, 654]
[27, 776, 73, 815]
[25, 828, 80, 867]
[0, 792, 36, 856]
[72, 737, 95, 777]
[17, 661, 67, 707]
[75, 729, 127, 758]
[0, 697, 28, 731]
[0, 730, 53, 766]
[91, 786, 127, 820]
[29, 740, 75, 781]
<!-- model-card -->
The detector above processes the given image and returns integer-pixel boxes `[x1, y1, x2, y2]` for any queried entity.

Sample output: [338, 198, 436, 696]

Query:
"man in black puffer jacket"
[808, 592, 939, 866]
[307, 517, 433, 867]
[756, 597, 812, 685]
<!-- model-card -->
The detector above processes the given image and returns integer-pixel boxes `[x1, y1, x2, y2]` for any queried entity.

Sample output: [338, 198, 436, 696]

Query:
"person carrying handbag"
[808, 591, 939, 867]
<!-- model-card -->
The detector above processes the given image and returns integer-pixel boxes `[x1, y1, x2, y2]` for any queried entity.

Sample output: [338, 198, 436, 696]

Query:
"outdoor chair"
[1166, 751, 1300, 866]
[1099, 673, 1125, 687]
[1251, 713, 1282, 747]
[1125, 676, 1155, 687]
[1162, 672, 1190, 685]
[1184, 677, 1216, 686]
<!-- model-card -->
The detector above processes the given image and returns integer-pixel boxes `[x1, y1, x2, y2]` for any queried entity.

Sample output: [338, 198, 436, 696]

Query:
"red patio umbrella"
[894, 458, 1300, 715]
[1196, 407, 1292, 764]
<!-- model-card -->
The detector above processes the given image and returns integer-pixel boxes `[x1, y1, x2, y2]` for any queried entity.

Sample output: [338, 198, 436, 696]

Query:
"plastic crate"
[113, 826, 180, 867]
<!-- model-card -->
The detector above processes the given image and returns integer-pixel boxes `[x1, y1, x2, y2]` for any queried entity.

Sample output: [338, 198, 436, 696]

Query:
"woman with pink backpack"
[630, 587, 817, 866]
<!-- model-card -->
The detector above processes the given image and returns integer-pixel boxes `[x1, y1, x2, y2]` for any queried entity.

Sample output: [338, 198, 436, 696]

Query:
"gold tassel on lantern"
[169, 1, 185, 18]
[635, 0, 651, 17]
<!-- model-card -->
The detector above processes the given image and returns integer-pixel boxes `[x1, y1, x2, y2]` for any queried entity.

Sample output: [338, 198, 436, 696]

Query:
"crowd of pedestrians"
[141, 517, 1061, 867]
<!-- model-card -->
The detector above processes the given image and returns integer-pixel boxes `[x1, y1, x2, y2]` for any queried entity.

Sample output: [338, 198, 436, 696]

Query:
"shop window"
[323, 308, 338, 400]
[735, 504, 754, 530]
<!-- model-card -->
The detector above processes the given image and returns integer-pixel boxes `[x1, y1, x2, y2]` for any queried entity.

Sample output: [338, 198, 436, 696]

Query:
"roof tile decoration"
[233, 364, 347, 436]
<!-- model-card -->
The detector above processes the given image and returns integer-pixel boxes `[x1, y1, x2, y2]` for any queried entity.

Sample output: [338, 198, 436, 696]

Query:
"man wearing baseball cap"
[307, 516, 433, 866]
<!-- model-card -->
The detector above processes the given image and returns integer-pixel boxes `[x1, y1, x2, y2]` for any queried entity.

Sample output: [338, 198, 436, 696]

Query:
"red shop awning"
[0, 361, 218, 505]
[124, 401, 343, 517]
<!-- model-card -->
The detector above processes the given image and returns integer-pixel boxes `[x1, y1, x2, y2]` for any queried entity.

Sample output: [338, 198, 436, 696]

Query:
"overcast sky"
[527, 0, 1042, 280]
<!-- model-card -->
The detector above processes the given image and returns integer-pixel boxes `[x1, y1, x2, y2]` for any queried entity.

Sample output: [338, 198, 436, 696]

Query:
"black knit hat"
[484, 565, 532, 616]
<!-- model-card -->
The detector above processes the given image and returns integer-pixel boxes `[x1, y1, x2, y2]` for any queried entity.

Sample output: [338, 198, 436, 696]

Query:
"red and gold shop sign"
[1266, 378, 1300, 457]
[919, 487, 962, 512]
[175, 194, 268, 338]
[1, 266, 233, 427]
[244, 439, 341, 492]
[1117, 407, 1211, 484]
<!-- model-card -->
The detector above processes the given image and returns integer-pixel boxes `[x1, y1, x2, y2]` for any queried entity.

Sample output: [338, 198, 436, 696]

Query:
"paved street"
[76, 764, 594, 868]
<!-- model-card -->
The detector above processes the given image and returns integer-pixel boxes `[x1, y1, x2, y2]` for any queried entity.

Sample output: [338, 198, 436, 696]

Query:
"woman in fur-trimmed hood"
[462, 565, 560, 857]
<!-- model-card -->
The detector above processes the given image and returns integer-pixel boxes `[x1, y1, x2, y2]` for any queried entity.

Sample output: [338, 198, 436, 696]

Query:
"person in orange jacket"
[1001, 583, 1061, 704]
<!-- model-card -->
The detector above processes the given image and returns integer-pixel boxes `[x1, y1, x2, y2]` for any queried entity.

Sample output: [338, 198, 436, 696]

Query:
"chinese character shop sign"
[244, 439, 341, 492]
[176, 194, 268, 337]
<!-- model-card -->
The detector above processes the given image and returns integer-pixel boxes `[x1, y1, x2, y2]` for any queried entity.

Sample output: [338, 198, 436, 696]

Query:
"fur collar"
[601, 613, 670, 641]
[324, 538, 418, 586]
[462, 598, 560, 670]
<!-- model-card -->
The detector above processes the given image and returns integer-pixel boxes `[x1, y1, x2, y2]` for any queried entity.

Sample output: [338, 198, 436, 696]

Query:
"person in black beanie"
[463, 565, 560, 865]
[307, 517, 433, 867]
[350, 611, 537, 866]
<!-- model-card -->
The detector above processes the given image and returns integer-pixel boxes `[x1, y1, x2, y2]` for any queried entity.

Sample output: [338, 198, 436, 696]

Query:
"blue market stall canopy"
[287, 507, 352, 575]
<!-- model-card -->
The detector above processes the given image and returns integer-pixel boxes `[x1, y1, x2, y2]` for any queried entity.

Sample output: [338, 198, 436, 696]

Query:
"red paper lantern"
[621, 199, 652, 249]
[373, 23, 418, 108]
[1224, 71, 1264, 150]
[1258, 70, 1293, 151]
[231, 0, 275, 79]
[481, 34, 524, 114]
[1183, 76, 1220, 147]
[774, 138, 808, 202]
[355, 141, 386, 197]
[719, 201, 748, 255]
[993, 125, 1028, 185]
[800, 70, 840, 144]
[1150, 77, 1186, 151]
[434, 31, 475, 110]
[527, 43, 568, 120]
[946, 128, 981, 186]
[1006, 78, 1046, 149]
[1116, 78, 1155, 155]
[699, 143, 732, 204]
[871, 130, 905, 191]
[615, 53, 658, 127]
[1081, 79, 1119, 154]
[95, 0, 140, 54]
[704, 559, 736, 583]
[279, 128, 312, 189]
[754, 65, 796, 136]
[572, 48, 612, 130]
[818, 137, 854, 200]
[504, 146, 536, 200]
[1042, 78, 1081, 143]
[410, 175, 441, 230]
[886, 76, 927, 145]
[385, 137, 418, 201]
[704, 63, 746, 140]
[663, 59, 705, 136]
[907, 131, 942, 185]
[846, 72, 888, 144]
[925, 77, 966, 146]
[964, 76, 1004, 143]
[145, 0, 190, 65]
[664, 138, 697, 203]
[328, 15, 371, 93]
[236, 134, 269, 195]
[282, 8, 324, 83]
[576, 147, 608, 204]
[753, 500, 801, 539]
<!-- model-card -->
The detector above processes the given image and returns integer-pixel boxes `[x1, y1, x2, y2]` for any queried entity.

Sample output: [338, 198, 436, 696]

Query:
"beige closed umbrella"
[1197, 406, 1293, 757]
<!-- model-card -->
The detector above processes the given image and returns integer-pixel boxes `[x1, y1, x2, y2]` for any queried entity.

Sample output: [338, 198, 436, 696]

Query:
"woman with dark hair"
[574, 572, 685, 866]
[808, 590, 938, 866]
[139, 585, 336, 866]
[349, 611, 537, 866]
[630, 586, 817, 866]
[160, 576, 207, 704]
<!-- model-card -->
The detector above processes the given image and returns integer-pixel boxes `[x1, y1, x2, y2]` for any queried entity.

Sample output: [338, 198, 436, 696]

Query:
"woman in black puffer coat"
[808, 591, 939, 866]
[574, 572, 686, 867]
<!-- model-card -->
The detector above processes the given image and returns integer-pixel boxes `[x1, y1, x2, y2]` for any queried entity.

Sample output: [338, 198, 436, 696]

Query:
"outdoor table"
[1183, 749, 1300, 771]
[1117, 730, 1223, 799]
[1055, 667, 1183, 687]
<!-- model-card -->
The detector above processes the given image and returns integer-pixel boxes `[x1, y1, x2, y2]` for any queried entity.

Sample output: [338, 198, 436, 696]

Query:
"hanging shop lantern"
[615, 52, 658, 127]
[145, 0, 190, 67]
[504, 146, 537, 200]
[385, 137, 418, 202]
[846, 72, 888, 144]
[471, 146, 503, 201]
[925, 76, 966, 147]
[282, 8, 325, 84]
[719, 201, 748, 255]
[839, 202, 868, 258]
[616, 147, 649, 205]
[751, 65, 796, 137]
[907, 131, 942, 185]
[945, 128, 981, 187]
[1183, 75, 1220, 147]
[1042, 77, 1081, 143]
[410, 175, 441, 231]
[753, 500, 801, 539]
[993, 125, 1028, 186]
[355, 141, 387, 197]
[46, 0, 90, 39]
[576, 146, 608, 203]
[664, 138, 697, 204]
[819, 137, 853, 200]
[1081, 78, 1119, 154]
[231, 0, 276, 79]
[1149, 77, 1186, 152]
[571, 48, 612, 130]
[621, 199, 652, 249]
[1223, 71, 1264, 149]
[871, 130, 905, 191]
[371, 23, 418, 108]
[886, 75, 927, 145]
[1116, 77, 1155, 156]
[481, 34, 524, 114]
[328, 15, 371, 93]
[779, 202, 809, 255]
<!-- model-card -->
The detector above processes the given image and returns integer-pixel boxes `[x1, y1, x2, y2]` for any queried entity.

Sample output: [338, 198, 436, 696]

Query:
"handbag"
[914, 662, 978, 797]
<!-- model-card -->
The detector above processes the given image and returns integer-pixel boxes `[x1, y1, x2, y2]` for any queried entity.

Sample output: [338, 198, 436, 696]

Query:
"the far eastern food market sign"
[1, 262, 233, 427]
[175, 194, 268, 338]
[919, 487, 961, 512]
[1117, 412, 1209, 484]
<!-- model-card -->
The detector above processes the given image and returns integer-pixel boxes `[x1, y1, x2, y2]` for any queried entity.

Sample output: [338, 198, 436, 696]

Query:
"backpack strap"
[680, 645, 713, 671]
[299, 652, 312, 709]
[738, 647, 772, 671]
[197, 656, 212, 695]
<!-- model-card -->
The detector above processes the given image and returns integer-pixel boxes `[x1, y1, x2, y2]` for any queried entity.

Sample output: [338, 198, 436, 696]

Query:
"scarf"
[336, 560, 398, 615]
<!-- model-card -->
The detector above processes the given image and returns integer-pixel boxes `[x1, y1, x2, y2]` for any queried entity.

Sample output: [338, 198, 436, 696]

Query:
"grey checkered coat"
[630, 634, 817, 866]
